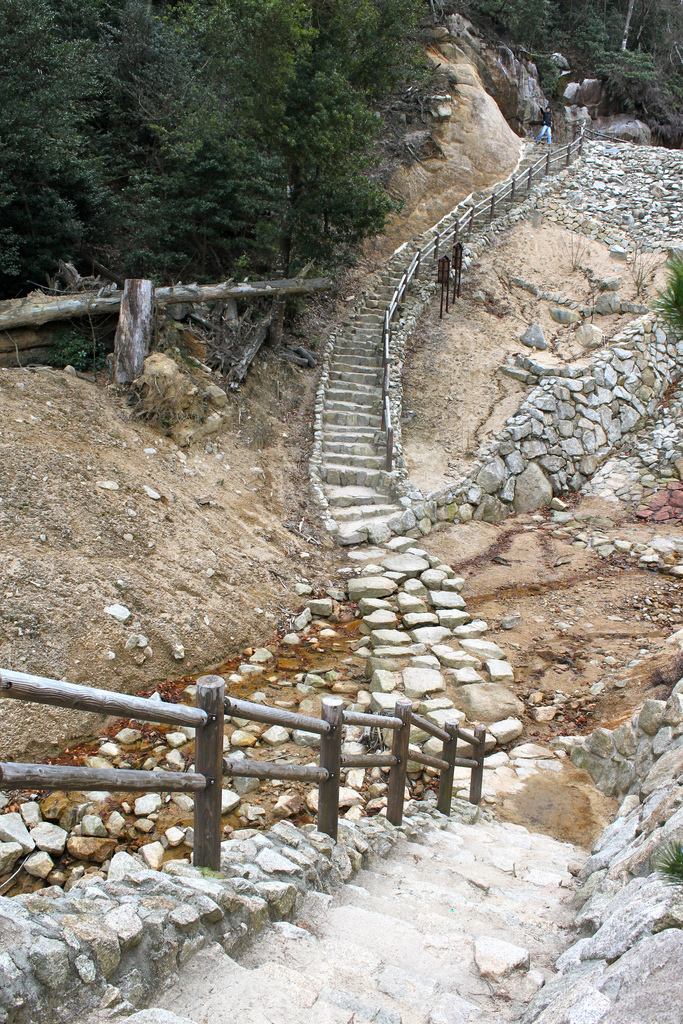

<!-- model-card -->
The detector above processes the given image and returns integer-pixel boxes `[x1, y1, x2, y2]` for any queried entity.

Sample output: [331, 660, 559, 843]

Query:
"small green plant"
[653, 257, 683, 337]
[47, 325, 109, 372]
[653, 841, 683, 884]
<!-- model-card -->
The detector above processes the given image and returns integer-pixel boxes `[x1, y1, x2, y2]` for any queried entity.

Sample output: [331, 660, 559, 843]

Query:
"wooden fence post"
[318, 695, 343, 840]
[193, 674, 225, 870]
[114, 279, 154, 384]
[490, 192, 496, 221]
[387, 698, 412, 826]
[469, 724, 487, 805]
[545, 149, 551, 175]
[437, 720, 459, 815]
[510, 177, 516, 204]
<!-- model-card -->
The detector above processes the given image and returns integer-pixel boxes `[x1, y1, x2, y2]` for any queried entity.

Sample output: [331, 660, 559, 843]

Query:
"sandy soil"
[0, 353, 354, 760]
[402, 220, 668, 490]
[424, 495, 683, 744]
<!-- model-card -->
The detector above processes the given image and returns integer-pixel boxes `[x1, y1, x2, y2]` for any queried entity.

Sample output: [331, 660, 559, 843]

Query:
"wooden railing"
[0, 669, 486, 870]
[378, 133, 584, 470]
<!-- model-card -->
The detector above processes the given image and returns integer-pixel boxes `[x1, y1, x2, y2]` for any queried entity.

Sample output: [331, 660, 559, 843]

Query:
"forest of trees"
[2, 0, 681, 304]
[0, 0, 422, 300]
[459, 0, 683, 145]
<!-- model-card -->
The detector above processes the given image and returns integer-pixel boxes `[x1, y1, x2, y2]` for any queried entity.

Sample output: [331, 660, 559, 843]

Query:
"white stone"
[474, 935, 530, 980]
[23, 850, 54, 879]
[486, 659, 514, 683]
[221, 790, 240, 814]
[30, 822, 68, 855]
[459, 639, 506, 660]
[165, 827, 186, 847]
[104, 603, 131, 623]
[0, 842, 23, 874]
[0, 813, 35, 853]
[402, 667, 445, 699]
[134, 793, 162, 817]
[140, 841, 165, 870]
[262, 725, 290, 746]
[488, 718, 524, 744]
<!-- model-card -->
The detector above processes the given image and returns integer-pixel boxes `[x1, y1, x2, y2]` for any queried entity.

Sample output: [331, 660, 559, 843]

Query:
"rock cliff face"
[444, 14, 548, 134]
[522, 679, 683, 1023]
[380, 22, 524, 251]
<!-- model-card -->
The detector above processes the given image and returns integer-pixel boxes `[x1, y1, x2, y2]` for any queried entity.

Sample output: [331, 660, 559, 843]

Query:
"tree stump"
[114, 279, 154, 384]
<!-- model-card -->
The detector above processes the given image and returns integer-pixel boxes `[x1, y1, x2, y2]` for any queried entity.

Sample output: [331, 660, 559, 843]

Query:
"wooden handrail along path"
[0, 668, 486, 871]
[379, 131, 585, 471]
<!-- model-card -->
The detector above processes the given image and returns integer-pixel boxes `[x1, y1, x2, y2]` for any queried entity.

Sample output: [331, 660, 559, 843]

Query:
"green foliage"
[653, 841, 683, 884]
[0, 0, 423, 299]
[463, 0, 683, 143]
[46, 325, 109, 372]
[653, 258, 683, 338]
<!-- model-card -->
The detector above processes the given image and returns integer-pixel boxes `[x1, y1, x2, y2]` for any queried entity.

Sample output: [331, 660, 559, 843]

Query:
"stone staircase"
[155, 811, 582, 1024]
[319, 270, 409, 547]
[314, 140, 576, 547]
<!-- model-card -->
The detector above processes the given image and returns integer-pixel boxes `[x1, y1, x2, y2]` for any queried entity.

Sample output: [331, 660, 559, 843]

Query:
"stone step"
[329, 371, 381, 385]
[327, 382, 382, 397]
[324, 399, 381, 415]
[324, 484, 394, 508]
[325, 392, 380, 410]
[323, 440, 385, 456]
[321, 465, 382, 487]
[331, 354, 382, 368]
[323, 452, 385, 469]
[322, 410, 382, 427]
[330, 503, 399, 522]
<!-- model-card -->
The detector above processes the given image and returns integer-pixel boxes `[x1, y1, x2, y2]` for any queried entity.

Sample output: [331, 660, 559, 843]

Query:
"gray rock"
[381, 554, 430, 577]
[579, 876, 674, 963]
[30, 822, 67, 855]
[595, 930, 683, 1023]
[474, 935, 529, 979]
[0, 841, 23, 874]
[521, 324, 548, 350]
[594, 291, 621, 315]
[512, 462, 553, 513]
[473, 494, 509, 523]
[0, 813, 35, 853]
[451, 683, 524, 723]
[348, 576, 397, 601]
[308, 598, 332, 618]
[550, 308, 580, 324]
[477, 457, 507, 494]
[24, 850, 53, 878]
[641, 743, 683, 797]
[402, 667, 445, 699]
[638, 699, 667, 736]
[29, 937, 70, 989]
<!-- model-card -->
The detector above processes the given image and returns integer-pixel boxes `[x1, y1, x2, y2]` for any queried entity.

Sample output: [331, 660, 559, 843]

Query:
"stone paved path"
[156, 811, 582, 1024]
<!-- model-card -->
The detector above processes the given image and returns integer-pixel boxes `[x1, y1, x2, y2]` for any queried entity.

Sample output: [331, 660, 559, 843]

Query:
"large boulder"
[512, 462, 553, 513]
[596, 114, 651, 146]
[451, 683, 524, 722]
[476, 457, 507, 494]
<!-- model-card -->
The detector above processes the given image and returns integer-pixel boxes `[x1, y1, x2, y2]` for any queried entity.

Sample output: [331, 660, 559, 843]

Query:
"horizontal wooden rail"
[342, 710, 402, 730]
[0, 669, 207, 728]
[225, 696, 329, 735]
[223, 756, 328, 784]
[408, 749, 449, 772]
[0, 762, 207, 792]
[409, 712, 450, 744]
[340, 753, 397, 768]
[455, 726, 478, 746]
[453, 756, 478, 769]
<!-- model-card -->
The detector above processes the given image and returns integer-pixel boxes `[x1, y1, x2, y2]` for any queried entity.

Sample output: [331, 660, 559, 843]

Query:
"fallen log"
[0, 276, 333, 332]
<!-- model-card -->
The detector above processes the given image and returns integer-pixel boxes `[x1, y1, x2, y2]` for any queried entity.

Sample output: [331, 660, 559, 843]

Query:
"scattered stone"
[140, 841, 165, 870]
[451, 683, 524, 723]
[474, 936, 530, 980]
[521, 324, 548, 350]
[0, 813, 35, 853]
[134, 793, 162, 817]
[30, 822, 67, 855]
